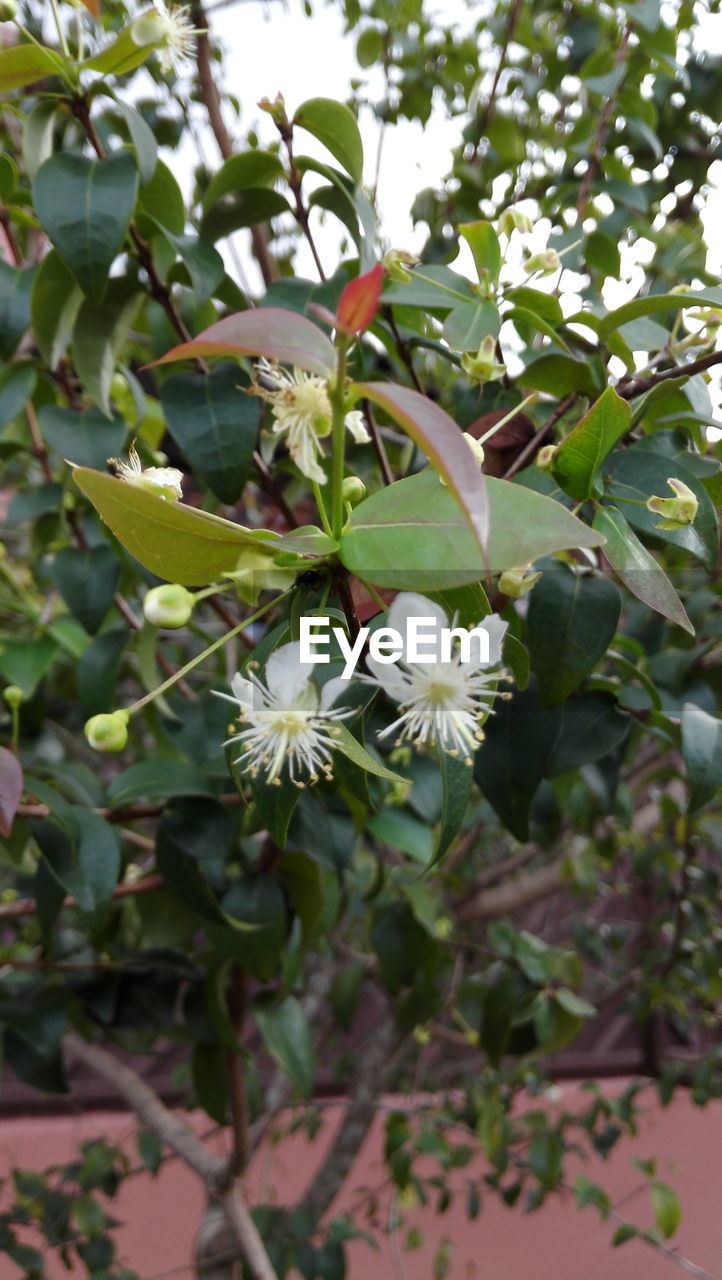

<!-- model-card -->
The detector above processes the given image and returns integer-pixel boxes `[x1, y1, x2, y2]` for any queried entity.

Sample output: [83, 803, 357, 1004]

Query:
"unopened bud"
[84, 709, 130, 753]
[498, 565, 542, 598]
[143, 583, 195, 628]
[525, 248, 561, 276]
[3, 685, 23, 709]
[413, 1025, 431, 1045]
[460, 335, 506, 382]
[259, 93, 288, 126]
[537, 444, 559, 471]
[382, 248, 421, 284]
[0, 0, 18, 20]
[341, 475, 367, 505]
[499, 207, 534, 237]
[646, 477, 698, 530]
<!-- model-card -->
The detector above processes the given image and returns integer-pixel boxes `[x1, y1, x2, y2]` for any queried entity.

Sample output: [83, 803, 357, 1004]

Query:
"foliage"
[1, 0, 722, 1276]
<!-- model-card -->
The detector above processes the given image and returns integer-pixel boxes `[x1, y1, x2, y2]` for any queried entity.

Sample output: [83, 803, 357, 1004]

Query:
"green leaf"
[433, 751, 473, 865]
[76, 628, 128, 716]
[293, 97, 363, 184]
[599, 287, 722, 339]
[68, 807, 121, 917]
[593, 507, 693, 634]
[382, 263, 477, 310]
[0, 262, 34, 360]
[332, 723, 406, 783]
[201, 150, 285, 211]
[113, 100, 158, 185]
[72, 466, 276, 585]
[253, 995, 315, 1095]
[367, 809, 434, 862]
[0, 635, 58, 697]
[73, 278, 144, 416]
[545, 692, 628, 776]
[200, 188, 291, 242]
[681, 703, 722, 813]
[247, 768, 301, 848]
[40, 405, 126, 470]
[442, 301, 500, 351]
[341, 468, 603, 588]
[280, 851, 323, 942]
[355, 382, 489, 562]
[555, 987, 596, 1018]
[612, 1224, 638, 1247]
[651, 1182, 681, 1239]
[459, 220, 501, 284]
[192, 1043, 227, 1124]
[605, 448, 719, 571]
[553, 387, 632, 499]
[31, 250, 83, 369]
[106, 760, 216, 805]
[160, 228, 225, 307]
[50, 545, 120, 634]
[33, 152, 138, 303]
[135, 158, 185, 236]
[0, 363, 36, 430]
[153, 306, 336, 378]
[527, 566, 621, 705]
[160, 362, 258, 504]
[521, 353, 601, 397]
[22, 100, 58, 181]
[584, 230, 621, 278]
[0, 43, 66, 91]
[80, 20, 162, 75]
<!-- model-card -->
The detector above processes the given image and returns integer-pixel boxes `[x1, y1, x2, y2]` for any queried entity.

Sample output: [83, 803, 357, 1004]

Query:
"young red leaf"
[0, 746, 23, 839]
[336, 263, 384, 334]
[148, 308, 336, 377]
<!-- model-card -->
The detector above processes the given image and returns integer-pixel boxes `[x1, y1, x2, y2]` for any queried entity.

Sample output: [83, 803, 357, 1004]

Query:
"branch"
[0, 873, 164, 920]
[616, 347, 722, 399]
[456, 857, 565, 924]
[502, 393, 577, 479]
[64, 1031, 227, 1188]
[221, 1186, 279, 1280]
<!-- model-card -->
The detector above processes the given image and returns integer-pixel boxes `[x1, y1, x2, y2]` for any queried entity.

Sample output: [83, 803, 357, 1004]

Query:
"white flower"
[366, 592, 510, 764]
[133, 0, 203, 74]
[109, 443, 183, 502]
[214, 641, 351, 786]
[253, 360, 370, 485]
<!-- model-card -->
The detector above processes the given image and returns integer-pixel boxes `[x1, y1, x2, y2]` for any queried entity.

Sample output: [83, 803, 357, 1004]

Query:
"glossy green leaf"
[593, 507, 693, 634]
[527, 567, 621, 705]
[50, 545, 120, 634]
[355, 381, 489, 559]
[21, 100, 57, 181]
[0, 636, 58, 697]
[72, 467, 276, 585]
[113, 100, 158, 185]
[158, 226, 225, 306]
[553, 387, 632, 499]
[80, 18, 160, 75]
[201, 150, 285, 211]
[545, 692, 628, 776]
[293, 97, 363, 184]
[160, 362, 258, 504]
[72, 279, 143, 416]
[31, 251, 83, 369]
[443, 301, 500, 351]
[433, 751, 473, 865]
[135, 159, 185, 236]
[459, 220, 501, 284]
[332, 723, 406, 783]
[152, 306, 336, 378]
[0, 262, 34, 360]
[253, 995, 315, 1095]
[599, 287, 722, 339]
[521, 353, 601, 397]
[107, 760, 216, 805]
[0, 43, 66, 91]
[382, 264, 477, 310]
[33, 152, 138, 303]
[605, 448, 718, 571]
[341, 468, 603, 588]
[681, 702, 722, 813]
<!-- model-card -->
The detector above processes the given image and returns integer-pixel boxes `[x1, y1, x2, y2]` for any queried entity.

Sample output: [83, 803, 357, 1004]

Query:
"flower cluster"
[252, 359, 369, 485]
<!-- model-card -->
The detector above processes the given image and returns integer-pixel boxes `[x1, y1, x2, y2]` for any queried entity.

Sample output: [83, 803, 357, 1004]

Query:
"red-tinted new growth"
[336, 263, 385, 334]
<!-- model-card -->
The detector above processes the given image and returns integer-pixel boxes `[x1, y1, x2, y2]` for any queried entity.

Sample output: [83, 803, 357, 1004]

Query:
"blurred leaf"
[294, 97, 363, 183]
[22, 100, 58, 181]
[160, 362, 258, 503]
[0, 363, 36, 430]
[72, 278, 143, 416]
[651, 1182, 681, 1239]
[153, 306, 336, 377]
[0, 43, 65, 91]
[0, 747, 23, 839]
[681, 702, 722, 813]
[527, 566, 621, 704]
[50, 545, 120, 634]
[0, 262, 34, 360]
[254, 995, 315, 1095]
[39, 404, 126, 470]
[593, 507, 693, 633]
[31, 251, 83, 369]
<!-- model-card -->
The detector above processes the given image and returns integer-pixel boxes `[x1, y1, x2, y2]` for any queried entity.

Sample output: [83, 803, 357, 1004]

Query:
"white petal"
[365, 654, 410, 703]
[476, 614, 508, 667]
[345, 410, 370, 443]
[265, 642, 315, 704]
[387, 591, 447, 663]
[320, 675, 349, 711]
[231, 673, 255, 707]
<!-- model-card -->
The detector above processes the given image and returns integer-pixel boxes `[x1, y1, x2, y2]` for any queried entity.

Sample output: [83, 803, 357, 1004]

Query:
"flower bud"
[498, 565, 542, 598]
[499, 207, 534, 236]
[84, 710, 130, 753]
[646, 477, 698, 530]
[382, 248, 421, 284]
[258, 93, 288, 126]
[537, 444, 559, 471]
[0, 0, 18, 20]
[143, 583, 195, 628]
[460, 335, 506, 382]
[341, 475, 367, 505]
[524, 248, 561, 276]
[2, 685, 23, 710]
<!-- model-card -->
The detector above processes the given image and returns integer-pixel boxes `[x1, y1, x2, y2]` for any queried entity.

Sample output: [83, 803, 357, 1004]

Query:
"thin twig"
[503, 393, 577, 479]
[361, 401, 394, 486]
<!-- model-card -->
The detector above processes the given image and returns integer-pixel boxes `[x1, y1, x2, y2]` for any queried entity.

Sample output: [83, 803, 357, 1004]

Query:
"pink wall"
[1, 1081, 720, 1279]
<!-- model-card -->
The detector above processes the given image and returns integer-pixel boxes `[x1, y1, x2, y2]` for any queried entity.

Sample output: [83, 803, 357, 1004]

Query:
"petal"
[387, 591, 447, 663]
[476, 614, 508, 667]
[365, 654, 410, 703]
[231, 672, 255, 707]
[345, 410, 371, 443]
[320, 675, 349, 711]
[265, 641, 316, 705]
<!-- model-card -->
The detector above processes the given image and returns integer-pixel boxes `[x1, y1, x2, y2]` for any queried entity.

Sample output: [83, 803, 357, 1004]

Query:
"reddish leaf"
[149, 308, 336, 377]
[355, 381, 489, 559]
[0, 747, 23, 839]
[336, 263, 384, 334]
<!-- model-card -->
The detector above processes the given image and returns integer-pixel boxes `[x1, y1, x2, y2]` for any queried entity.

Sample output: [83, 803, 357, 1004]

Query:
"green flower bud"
[2, 685, 23, 709]
[382, 248, 421, 284]
[460, 335, 506, 383]
[0, 0, 18, 20]
[537, 444, 559, 471]
[84, 710, 130, 753]
[143, 583, 195, 628]
[499, 207, 534, 236]
[341, 475, 367, 505]
[525, 248, 561, 276]
[646, 477, 698, 530]
[498, 565, 542, 598]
